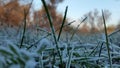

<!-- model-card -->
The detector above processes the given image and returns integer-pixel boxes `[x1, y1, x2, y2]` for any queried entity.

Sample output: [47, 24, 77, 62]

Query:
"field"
[0, 0, 120, 68]
[0, 25, 120, 68]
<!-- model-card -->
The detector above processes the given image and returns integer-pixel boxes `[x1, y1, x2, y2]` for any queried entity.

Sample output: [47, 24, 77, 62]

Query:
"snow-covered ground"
[0, 26, 120, 68]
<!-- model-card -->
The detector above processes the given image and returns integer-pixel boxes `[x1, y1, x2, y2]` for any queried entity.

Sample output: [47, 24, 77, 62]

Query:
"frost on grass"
[25, 60, 36, 68]
[0, 26, 120, 68]
[9, 64, 21, 68]
[38, 38, 51, 48]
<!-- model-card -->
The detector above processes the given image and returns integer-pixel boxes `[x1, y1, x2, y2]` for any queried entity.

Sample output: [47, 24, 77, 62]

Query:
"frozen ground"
[0, 26, 120, 68]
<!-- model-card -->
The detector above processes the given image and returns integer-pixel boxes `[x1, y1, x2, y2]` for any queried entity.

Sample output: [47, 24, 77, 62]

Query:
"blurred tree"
[97, 10, 111, 30]
[79, 22, 90, 33]
[116, 20, 120, 29]
[0, 0, 32, 27]
[33, 0, 66, 31]
[83, 9, 111, 33]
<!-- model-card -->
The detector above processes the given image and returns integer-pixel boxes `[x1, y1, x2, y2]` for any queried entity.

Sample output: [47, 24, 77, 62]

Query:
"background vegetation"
[0, 0, 120, 68]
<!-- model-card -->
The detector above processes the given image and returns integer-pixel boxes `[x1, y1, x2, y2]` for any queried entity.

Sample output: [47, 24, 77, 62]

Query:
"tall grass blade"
[20, 9, 27, 48]
[102, 10, 112, 68]
[57, 6, 68, 41]
[41, 0, 63, 67]
[20, 0, 33, 48]
[97, 42, 104, 64]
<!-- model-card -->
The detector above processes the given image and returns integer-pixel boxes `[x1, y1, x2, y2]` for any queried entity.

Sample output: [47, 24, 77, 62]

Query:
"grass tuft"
[20, 0, 33, 48]
[41, 0, 63, 67]
[102, 10, 112, 68]
[57, 6, 68, 41]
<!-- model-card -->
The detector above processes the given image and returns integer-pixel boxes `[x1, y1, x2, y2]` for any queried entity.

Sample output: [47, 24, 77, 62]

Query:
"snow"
[0, 26, 120, 68]
[9, 64, 21, 68]
[25, 60, 36, 68]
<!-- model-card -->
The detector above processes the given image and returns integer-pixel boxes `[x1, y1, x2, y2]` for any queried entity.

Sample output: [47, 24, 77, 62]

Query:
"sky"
[33, 0, 120, 26]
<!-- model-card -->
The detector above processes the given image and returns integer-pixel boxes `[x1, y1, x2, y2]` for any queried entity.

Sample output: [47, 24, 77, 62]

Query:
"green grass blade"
[20, 9, 27, 48]
[102, 10, 112, 68]
[41, 0, 63, 67]
[20, 0, 33, 48]
[57, 6, 68, 41]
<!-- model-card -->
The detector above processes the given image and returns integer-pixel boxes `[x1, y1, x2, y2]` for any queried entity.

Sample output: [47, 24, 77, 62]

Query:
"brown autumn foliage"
[79, 24, 115, 34]
[0, 0, 116, 34]
[106, 25, 115, 34]
[34, 8, 63, 31]
[79, 23, 90, 33]
[0, 0, 70, 33]
[0, 0, 30, 26]
[116, 20, 120, 30]
[33, 0, 66, 31]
